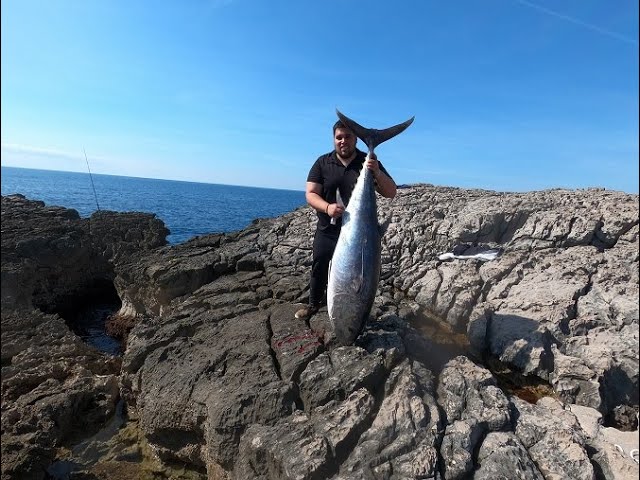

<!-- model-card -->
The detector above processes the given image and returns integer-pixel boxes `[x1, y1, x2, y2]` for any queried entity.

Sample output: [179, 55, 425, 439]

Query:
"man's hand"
[365, 153, 381, 178]
[327, 202, 345, 219]
[364, 153, 397, 199]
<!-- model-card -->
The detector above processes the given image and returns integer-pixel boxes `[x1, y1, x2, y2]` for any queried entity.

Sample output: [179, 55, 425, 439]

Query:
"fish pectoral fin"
[336, 188, 345, 209]
[355, 246, 365, 293]
[350, 279, 363, 294]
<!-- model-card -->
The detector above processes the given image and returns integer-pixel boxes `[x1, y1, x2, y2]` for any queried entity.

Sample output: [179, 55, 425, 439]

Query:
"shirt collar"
[329, 149, 364, 166]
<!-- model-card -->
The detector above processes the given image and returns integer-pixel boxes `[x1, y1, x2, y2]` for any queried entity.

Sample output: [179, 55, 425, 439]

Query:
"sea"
[1, 166, 306, 245]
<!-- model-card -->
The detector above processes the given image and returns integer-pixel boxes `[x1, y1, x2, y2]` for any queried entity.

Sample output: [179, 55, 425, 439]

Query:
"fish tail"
[336, 109, 414, 153]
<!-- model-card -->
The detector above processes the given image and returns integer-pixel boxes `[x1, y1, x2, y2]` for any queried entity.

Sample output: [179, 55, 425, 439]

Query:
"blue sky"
[1, 0, 638, 193]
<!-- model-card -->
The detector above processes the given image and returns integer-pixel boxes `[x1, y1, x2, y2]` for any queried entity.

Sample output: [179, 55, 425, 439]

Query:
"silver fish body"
[327, 110, 414, 345]
[327, 160, 381, 345]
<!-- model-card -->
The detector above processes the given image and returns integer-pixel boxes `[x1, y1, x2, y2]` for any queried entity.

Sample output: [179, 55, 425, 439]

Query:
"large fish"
[327, 110, 414, 345]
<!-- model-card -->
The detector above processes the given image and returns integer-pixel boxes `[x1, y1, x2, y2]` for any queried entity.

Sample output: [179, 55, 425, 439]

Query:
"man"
[295, 120, 397, 320]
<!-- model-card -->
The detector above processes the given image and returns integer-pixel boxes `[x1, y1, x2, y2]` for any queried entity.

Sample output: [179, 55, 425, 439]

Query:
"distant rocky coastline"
[1, 186, 638, 480]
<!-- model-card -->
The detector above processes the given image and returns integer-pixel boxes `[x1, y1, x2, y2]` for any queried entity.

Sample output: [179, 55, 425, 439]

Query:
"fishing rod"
[83, 147, 101, 211]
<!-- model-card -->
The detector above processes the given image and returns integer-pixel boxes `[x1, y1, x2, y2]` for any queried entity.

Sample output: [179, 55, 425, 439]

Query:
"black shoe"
[295, 304, 319, 320]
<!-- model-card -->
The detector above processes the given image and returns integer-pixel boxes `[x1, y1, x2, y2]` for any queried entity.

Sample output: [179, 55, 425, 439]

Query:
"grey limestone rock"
[3, 185, 638, 480]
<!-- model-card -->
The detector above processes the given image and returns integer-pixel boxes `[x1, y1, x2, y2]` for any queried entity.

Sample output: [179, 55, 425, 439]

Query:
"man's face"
[334, 127, 357, 159]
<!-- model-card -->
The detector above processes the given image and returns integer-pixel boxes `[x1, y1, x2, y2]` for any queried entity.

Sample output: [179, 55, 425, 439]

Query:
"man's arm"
[365, 154, 397, 199]
[306, 182, 344, 218]
[374, 170, 397, 199]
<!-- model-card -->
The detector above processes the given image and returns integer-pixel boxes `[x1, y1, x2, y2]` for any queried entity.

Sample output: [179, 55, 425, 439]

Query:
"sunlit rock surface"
[2, 186, 638, 479]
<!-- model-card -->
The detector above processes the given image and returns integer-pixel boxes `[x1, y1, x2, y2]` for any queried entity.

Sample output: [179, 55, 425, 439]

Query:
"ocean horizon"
[1, 166, 306, 244]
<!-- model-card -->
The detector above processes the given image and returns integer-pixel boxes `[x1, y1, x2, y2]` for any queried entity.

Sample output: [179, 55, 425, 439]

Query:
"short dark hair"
[333, 120, 352, 134]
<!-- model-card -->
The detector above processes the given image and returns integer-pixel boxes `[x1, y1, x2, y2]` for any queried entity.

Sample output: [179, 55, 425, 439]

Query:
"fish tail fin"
[336, 109, 414, 153]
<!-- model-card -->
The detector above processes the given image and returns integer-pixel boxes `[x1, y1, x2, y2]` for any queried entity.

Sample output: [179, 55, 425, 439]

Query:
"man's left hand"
[365, 153, 381, 178]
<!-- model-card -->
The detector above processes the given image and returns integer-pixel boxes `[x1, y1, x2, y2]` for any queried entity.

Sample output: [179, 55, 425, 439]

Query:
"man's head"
[333, 121, 357, 161]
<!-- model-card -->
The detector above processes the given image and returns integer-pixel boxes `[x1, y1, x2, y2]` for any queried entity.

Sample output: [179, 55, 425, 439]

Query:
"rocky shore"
[1, 186, 638, 480]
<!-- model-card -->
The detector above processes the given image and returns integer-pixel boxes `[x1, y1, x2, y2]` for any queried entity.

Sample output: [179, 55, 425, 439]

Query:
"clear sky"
[2, 0, 638, 193]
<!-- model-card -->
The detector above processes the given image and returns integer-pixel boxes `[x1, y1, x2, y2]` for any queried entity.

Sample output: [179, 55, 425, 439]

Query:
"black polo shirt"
[307, 149, 393, 231]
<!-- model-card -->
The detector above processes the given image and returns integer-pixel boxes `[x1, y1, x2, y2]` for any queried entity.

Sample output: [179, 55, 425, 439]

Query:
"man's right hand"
[328, 203, 344, 219]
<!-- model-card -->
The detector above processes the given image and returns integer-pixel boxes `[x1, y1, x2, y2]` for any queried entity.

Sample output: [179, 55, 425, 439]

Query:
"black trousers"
[309, 227, 339, 306]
